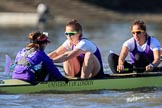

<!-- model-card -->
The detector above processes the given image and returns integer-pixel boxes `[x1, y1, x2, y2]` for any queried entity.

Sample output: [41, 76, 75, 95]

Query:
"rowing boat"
[1, 72, 162, 94]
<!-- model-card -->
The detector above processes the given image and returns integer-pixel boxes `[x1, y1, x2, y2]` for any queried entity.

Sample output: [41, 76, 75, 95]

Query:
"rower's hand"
[117, 64, 124, 73]
[145, 64, 154, 72]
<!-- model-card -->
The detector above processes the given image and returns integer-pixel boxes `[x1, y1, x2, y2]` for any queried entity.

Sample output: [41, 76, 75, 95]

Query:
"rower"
[12, 31, 68, 83]
[108, 20, 161, 73]
[48, 19, 104, 79]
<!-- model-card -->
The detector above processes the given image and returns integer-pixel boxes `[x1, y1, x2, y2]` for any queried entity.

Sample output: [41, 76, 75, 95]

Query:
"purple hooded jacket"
[12, 48, 63, 82]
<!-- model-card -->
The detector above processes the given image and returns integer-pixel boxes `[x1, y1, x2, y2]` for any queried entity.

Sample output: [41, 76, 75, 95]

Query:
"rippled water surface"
[1, 21, 162, 108]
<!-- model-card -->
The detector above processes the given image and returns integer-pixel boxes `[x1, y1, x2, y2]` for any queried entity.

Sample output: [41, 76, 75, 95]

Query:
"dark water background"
[0, 21, 162, 108]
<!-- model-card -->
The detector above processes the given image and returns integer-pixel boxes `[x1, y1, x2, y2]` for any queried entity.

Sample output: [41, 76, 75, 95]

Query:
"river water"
[0, 21, 162, 108]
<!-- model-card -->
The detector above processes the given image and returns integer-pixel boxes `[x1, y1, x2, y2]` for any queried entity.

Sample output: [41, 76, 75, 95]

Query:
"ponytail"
[26, 31, 41, 50]
[26, 31, 50, 50]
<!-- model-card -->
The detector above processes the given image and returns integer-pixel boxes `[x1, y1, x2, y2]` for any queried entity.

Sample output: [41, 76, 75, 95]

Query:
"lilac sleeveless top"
[130, 36, 153, 64]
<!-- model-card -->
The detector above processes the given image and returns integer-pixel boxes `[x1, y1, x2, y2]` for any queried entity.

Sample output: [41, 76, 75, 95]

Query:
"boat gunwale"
[1, 72, 162, 86]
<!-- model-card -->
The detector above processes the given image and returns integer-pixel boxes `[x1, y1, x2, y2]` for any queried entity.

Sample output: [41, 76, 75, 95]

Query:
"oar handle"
[123, 68, 130, 71]
[124, 67, 162, 71]
[123, 68, 144, 71]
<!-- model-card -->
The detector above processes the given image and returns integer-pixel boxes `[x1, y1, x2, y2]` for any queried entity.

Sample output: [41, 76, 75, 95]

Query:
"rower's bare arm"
[118, 46, 129, 65]
[146, 50, 160, 71]
[48, 46, 66, 58]
[152, 50, 161, 67]
[117, 46, 129, 72]
[53, 48, 83, 63]
[160, 48, 162, 56]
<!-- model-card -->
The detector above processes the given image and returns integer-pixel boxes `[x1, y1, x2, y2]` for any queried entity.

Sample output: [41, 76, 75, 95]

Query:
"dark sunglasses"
[132, 30, 144, 35]
[65, 32, 77, 36]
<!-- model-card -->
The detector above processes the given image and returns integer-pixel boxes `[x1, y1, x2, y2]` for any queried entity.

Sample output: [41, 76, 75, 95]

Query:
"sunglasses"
[65, 32, 77, 36]
[132, 30, 144, 35]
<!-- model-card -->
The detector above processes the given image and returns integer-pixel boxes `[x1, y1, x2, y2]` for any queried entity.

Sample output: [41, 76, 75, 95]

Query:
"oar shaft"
[109, 71, 162, 77]
[55, 64, 63, 68]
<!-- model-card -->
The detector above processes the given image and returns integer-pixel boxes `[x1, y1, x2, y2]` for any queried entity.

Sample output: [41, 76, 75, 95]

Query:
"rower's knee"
[108, 53, 118, 63]
[85, 52, 93, 57]
[84, 52, 93, 61]
[63, 58, 80, 77]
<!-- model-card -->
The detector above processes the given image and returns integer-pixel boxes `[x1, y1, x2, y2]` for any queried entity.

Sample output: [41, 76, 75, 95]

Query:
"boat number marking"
[48, 80, 94, 88]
